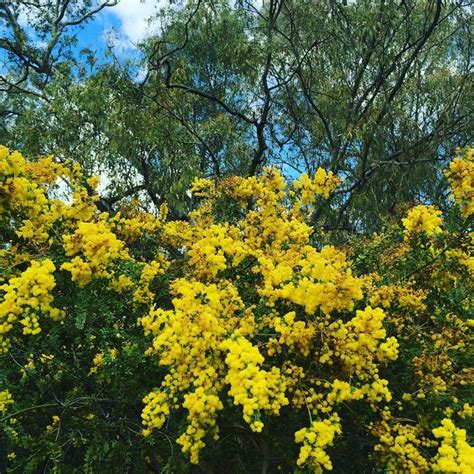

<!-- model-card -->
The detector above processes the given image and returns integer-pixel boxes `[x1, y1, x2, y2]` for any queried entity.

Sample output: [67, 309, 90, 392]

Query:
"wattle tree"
[0, 145, 472, 472]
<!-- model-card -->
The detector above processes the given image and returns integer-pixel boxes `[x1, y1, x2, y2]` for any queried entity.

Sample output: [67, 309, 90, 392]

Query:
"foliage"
[0, 0, 118, 96]
[0, 145, 472, 472]
[1, 0, 472, 230]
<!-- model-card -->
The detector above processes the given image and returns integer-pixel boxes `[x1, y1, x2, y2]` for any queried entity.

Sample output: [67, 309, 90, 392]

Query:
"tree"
[0, 0, 118, 97]
[148, 0, 472, 230]
[0, 0, 472, 227]
[0, 145, 472, 472]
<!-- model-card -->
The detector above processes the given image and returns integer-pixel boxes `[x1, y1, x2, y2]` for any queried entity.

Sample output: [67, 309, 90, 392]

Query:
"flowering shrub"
[0, 145, 472, 472]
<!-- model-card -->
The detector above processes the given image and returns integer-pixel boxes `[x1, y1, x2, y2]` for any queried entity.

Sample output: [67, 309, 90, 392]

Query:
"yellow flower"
[294, 168, 341, 204]
[402, 204, 442, 237]
[0, 390, 13, 413]
[432, 418, 474, 472]
[61, 220, 128, 285]
[444, 147, 474, 217]
[0, 259, 64, 352]
[46, 415, 60, 433]
[295, 414, 342, 471]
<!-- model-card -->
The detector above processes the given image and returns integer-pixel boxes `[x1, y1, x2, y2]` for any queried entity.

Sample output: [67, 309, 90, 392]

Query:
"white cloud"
[109, 0, 162, 44]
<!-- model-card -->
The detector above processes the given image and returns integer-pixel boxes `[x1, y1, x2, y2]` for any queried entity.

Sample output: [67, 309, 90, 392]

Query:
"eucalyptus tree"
[0, 0, 118, 96]
[1, 0, 472, 230]
[149, 0, 472, 230]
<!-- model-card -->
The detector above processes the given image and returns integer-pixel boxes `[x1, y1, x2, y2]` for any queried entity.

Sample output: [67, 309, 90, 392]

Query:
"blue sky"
[78, 1, 261, 55]
[70, 0, 162, 61]
[0, 1, 161, 75]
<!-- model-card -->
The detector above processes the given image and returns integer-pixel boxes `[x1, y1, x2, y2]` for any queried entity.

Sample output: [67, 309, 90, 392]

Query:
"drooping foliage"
[1, 0, 472, 230]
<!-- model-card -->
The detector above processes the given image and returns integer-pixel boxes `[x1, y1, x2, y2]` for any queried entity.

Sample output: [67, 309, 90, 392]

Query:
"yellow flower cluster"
[140, 280, 243, 462]
[432, 418, 474, 472]
[191, 177, 215, 197]
[446, 237, 474, 276]
[220, 337, 288, 432]
[444, 147, 473, 217]
[294, 168, 341, 203]
[325, 379, 363, 406]
[0, 147, 104, 245]
[61, 221, 128, 285]
[108, 274, 134, 293]
[368, 284, 396, 308]
[170, 169, 360, 320]
[402, 204, 443, 237]
[0, 146, 26, 178]
[369, 283, 427, 316]
[294, 414, 342, 471]
[111, 201, 166, 242]
[177, 388, 223, 464]
[25, 155, 68, 185]
[133, 259, 167, 305]
[45, 415, 60, 434]
[0, 259, 63, 352]
[325, 306, 399, 379]
[187, 224, 246, 279]
[270, 311, 316, 356]
[219, 175, 259, 202]
[412, 351, 451, 396]
[273, 246, 364, 315]
[3, 145, 472, 471]
[141, 391, 170, 437]
[0, 146, 64, 242]
[1, 148, 141, 294]
[140, 167, 400, 467]
[409, 312, 473, 398]
[61, 174, 98, 223]
[373, 419, 431, 472]
[458, 403, 473, 419]
[0, 389, 13, 413]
